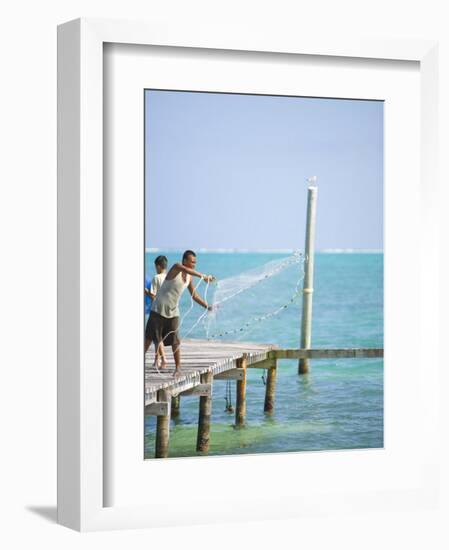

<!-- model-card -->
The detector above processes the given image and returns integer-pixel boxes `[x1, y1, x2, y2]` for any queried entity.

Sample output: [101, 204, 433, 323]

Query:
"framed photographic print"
[57, 18, 440, 531]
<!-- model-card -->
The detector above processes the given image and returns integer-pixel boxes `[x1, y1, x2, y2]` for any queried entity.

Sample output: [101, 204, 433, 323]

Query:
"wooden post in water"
[263, 359, 277, 413]
[196, 371, 213, 452]
[299, 182, 318, 375]
[171, 395, 180, 418]
[235, 355, 247, 427]
[155, 389, 171, 458]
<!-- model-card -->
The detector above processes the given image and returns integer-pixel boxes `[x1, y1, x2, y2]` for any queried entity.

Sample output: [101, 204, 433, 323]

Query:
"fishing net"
[199, 251, 305, 341]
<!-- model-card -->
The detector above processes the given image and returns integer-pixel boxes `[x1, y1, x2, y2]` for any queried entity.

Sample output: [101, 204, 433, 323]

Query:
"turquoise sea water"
[144, 252, 383, 458]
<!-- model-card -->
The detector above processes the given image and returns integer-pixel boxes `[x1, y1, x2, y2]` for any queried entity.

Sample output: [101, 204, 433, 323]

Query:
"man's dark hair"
[154, 255, 168, 269]
[182, 250, 196, 263]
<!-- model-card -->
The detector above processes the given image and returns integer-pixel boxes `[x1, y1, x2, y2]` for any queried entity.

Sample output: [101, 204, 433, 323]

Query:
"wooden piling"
[263, 360, 277, 413]
[171, 395, 180, 418]
[155, 389, 171, 458]
[235, 356, 247, 427]
[299, 183, 318, 375]
[196, 371, 213, 452]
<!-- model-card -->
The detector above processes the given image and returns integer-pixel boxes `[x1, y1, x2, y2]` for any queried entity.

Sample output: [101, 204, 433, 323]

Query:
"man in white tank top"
[145, 250, 215, 377]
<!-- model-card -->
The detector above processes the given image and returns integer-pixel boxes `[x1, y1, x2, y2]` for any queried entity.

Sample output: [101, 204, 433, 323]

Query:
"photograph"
[143, 89, 384, 459]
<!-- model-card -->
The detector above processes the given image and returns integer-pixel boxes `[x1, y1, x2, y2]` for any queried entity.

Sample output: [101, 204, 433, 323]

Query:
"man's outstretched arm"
[174, 263, 215, 282]
[188, 279, 213, 310]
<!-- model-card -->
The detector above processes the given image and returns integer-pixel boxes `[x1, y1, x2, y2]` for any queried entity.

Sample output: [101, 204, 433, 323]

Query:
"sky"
[145, 90, 383, 251]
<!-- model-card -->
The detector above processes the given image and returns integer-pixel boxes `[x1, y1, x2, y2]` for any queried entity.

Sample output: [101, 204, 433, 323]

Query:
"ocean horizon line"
[145, 248, 383, 254]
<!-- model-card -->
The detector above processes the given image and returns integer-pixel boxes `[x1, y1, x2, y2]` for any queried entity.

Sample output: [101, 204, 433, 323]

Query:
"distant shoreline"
[145, 248, 383, 254]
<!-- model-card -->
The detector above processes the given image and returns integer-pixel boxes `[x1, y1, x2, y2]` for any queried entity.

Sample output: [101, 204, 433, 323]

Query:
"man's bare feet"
[173, 368, 181, 378]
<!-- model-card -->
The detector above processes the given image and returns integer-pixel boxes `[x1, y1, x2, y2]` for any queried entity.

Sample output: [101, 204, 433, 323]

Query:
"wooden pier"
[145, 338, 383, 458]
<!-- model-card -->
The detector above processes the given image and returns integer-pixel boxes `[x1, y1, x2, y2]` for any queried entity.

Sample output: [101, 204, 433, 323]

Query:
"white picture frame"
[57, 17, 439, 531]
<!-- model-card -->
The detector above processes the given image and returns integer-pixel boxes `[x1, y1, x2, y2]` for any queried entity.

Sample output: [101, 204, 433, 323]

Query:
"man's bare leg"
[157, 342, 168, 368]
[144, 337, 160, 368]
[173, 344, 181, 377]
[145, 338, 160, 371]
[144, 337, 151, 354]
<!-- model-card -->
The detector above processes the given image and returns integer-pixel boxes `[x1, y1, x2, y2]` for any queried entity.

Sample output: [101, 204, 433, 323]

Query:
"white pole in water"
[299, 178, 318, 374]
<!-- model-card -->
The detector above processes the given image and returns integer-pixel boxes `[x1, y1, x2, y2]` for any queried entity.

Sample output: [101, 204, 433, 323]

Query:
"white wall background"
[1, 0, 447, 547]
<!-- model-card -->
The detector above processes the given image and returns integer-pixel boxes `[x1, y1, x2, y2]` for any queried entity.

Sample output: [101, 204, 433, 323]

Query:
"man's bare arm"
[174, 263, 215, 282]
[188, 279, 212, 310]
[145, 285, 158, 300]
[145, 288, 156, 299]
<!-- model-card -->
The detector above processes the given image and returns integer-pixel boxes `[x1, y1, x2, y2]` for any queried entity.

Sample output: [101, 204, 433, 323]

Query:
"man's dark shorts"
[145, 311, 180, 348]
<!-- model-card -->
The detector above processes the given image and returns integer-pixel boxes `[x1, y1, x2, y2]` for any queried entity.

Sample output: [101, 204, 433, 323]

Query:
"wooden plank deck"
[145, 339, 277, 405]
